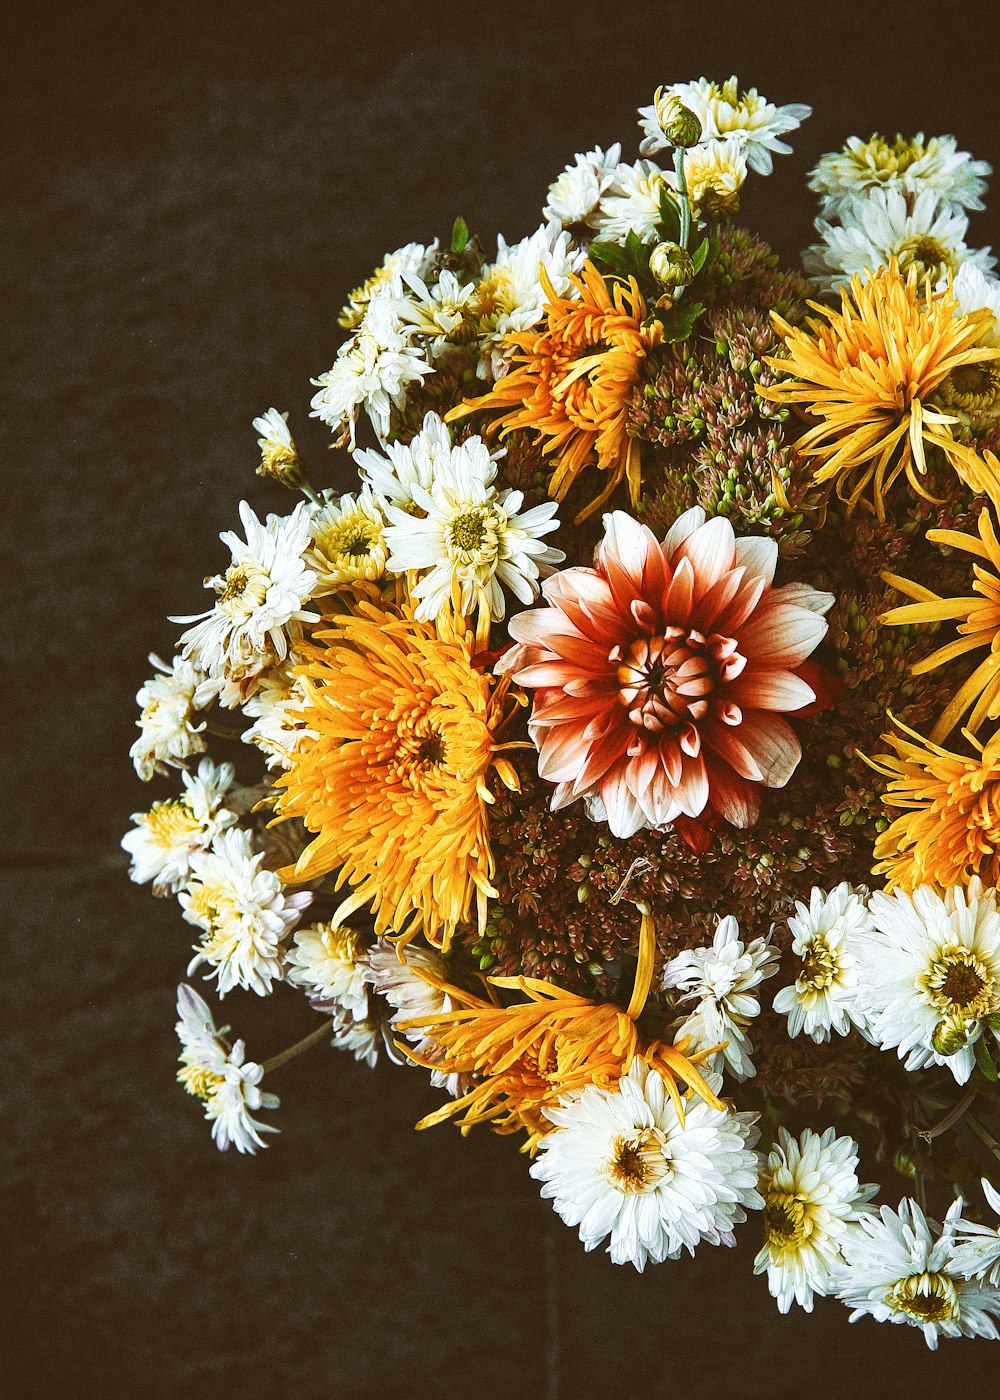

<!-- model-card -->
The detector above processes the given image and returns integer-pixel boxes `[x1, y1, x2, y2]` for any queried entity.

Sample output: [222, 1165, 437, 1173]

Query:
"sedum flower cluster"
[125, 77, 1000, 1347]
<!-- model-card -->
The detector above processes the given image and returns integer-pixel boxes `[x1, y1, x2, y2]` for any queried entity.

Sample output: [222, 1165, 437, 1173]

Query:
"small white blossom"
[252, 408, 303, 483]
[754, 1127, 878, 1314]
[530, 1060, 762, 1271]
[130, 652, 212, 781]
[809, 133, 991, 218]
[399, 268, 478, 353]
[354, 408, 452, 513]
[175, 983, 279, 1154]
[772, 883, 872, 1043]
[121, 758, 238, 894]
[593, 159, 670, 244]
[474, 224, 583, 379]
[240, 663, 315, 770]
[672, 137, 748, 213]
[638, 76, 811, 173]
[663, 915, 779, 1081]
[543, 143, 622, 230]
[286, 923, 370, 1020]
[952, 262, 1000, 347]
[329, 1004, 400, 1069]
[338, 240, 438, 330]
[305, 485, 388, 595]
[363, 937, 467, 1095]
[181, 827, 313, 996]
[950, 1179, 1000, 1286]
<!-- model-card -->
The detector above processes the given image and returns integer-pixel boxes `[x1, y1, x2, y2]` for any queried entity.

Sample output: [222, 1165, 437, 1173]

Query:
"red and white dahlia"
[505, 508, 834, 837]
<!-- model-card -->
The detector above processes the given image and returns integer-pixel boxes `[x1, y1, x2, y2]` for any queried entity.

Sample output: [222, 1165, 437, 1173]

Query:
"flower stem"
[204, 719, 244, 740]
[299, 480, 322, 507]
[919, 1084, 978, 1144]
[674, 148, 691, 251]
[261, 1019, 330, 1074]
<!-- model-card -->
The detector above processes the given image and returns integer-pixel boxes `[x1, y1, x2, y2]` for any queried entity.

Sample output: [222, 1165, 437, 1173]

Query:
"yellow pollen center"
[218, 563, 269, 619]
[763, 1192, 812, 1256]
[886, 1271, 959, 1325]
[923, 945, 997, 1021]
[177, 1063, 224, 1101]
[606, 1128, 669, 1194]
[798, 935, 840, 994]
[142, 798, 201, 846]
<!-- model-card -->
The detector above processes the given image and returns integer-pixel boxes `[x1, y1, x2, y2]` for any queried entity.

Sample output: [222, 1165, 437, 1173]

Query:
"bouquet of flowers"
[126, 76, 1000, 1347]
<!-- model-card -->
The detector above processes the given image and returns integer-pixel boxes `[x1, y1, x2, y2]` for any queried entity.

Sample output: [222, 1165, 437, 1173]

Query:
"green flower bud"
[649, 240, 695, 289]
[653, 87, 702, 147]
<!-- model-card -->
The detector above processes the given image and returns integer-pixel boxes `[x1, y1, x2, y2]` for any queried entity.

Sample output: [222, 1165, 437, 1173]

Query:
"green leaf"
[975, 1033, 1000, 1083]
[656, 189, 681, 244]
[450, 216, 470, 254]
[588, 239, 634, 278]
[656, 299, 705, 343]
[690, 237, 710, 274]
[589, 230, 655, 295]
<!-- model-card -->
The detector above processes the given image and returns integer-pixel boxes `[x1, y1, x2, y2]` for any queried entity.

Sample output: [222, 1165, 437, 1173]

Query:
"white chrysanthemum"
[754, 1127, 877, 1314]
[593, 160, 670, 244]
[952, 262, 1000, 348]
[381, 426, 564, 623]
[858, 879, 1000, 1084]
[399, 268, 477, 353]
[286, 922, 370, 1019]
[530, 1060, 762, 1271]
[803, 187, 996, 295]
[950, 1179, 1000, 1286]
[240, 662, 315, 770]
[338, 240, 438, 330]
[121, 758, 237, 894]
[304, 485, 388, 595]
[663, 915, 779, 1081]
[175, 983, 279, 1154]
[252, 407, 302, 483]
[833, 1199, 1000, 1349]
[173, 500, 318, 706]
[311, 280, 432, 447]
[181, 827, 313, 996]
[772, 883, 872, 1043]
[130, 652, 213, 781]
[638, 76, 811, 173]
[353, 408, 452, 513]
[674, 138, 748, 214]
[809, 133, 992, 218]
[363, 937, 467, 1095]
[328, 1004, 400, 1069]
[543, 143, 622, 229]
[474, 224, 583, 380]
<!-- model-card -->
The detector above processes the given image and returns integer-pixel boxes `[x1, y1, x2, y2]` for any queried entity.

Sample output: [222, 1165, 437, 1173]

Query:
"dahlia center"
[615, 629, 744, 735]
[320, 518, 376, 560]
[606, 1127, 669, 1194]
[218, 563, 269, 619]
[886, 1272, 959, 1325]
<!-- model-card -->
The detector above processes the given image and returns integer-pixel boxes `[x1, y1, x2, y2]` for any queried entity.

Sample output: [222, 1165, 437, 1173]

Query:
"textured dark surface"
[5, 1, 998, 1394]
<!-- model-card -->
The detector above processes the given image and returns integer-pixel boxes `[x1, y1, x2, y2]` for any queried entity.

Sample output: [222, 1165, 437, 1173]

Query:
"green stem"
[204, 719, 244, 740]
[674, 147, 691, 252]
[918, 1084, 978, 1144]
[968, 1112, 1000, 1164]
[261, 1019, 330, 1074]
[299, 480, 322, 507]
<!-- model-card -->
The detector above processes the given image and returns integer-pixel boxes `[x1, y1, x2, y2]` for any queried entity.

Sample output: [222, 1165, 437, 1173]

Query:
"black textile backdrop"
[5, 1, 998, 1394]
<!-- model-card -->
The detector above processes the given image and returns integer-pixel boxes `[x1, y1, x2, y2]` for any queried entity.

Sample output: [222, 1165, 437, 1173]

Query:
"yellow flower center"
[798, 935, 840, 994]
[940, 362, 1000, 414]
[218, 563, 270, 620]
[896, 234, 955, 287]
[763, 1192, 813, 1257]
[177, 1063, 224, 1101]
[447, 505, 502, 563]
[886, 1271, 960, 1325]
[606, 1128, 670, 1194]
[142, 797, 201, 847]
[923, 945, 997, 1021]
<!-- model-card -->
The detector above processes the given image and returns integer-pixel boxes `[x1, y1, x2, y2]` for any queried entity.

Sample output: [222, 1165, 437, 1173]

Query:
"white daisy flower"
[772, 883, 872, 1044]
[329, 1004, 400, 1069]
[240, 662, 315, 770]
[754, 1127, 878, 1314]
[858, 879, 1000, 1084]
[286, 923, 370, 1020]
[181, 827, 313, 996]
[674, 137, 748, 215]
[594, 159, 670, 244]
[338, 239, 438, 331]
[833, 1198, 1000, 1349]
[663, 915, 779, 1081]
[363, 937, 467, 1095]
[399, 268, 478, 353]
[311, 279, 432, 447]
[353, 408, 452, 513]
[252, 407, 303, 485]
[638, 76, 811, 173]
[129, 652, 213, 781]
[175, 982, 279, 1154]
[121, 758, 237, 895]
[173, 500, 318, 707]
[381, 427, 564, 623]
[543, 143, 622, 230]
[474, 224, 583, 380]
[950, 1179, 1000, 1285]
[952, 262, 1000, 347]
[803, 187, 996, 295]
[304, 485, 388, 595]
[530, 1060, 762, 1271]
[809, 133, 992, 218]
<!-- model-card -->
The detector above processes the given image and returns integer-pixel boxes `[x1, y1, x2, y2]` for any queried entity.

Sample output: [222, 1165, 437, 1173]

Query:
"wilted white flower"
[663, 915, 779, 1081]
[833, 1199, 1000, 1349]
[363, 937, 467, 1095]
[130, 652, 212, 781]
[181, 827, 313, 996]
[286, 923, 370, 1020]
[173, 500, 318, 706]
[754, 1127, 878, 1314]
[772, 883, 871, 1043]
[305, 485, 388, 594]
[804, 187, 995, 295]
[858, 879, 1000, 1084]
[543, 143, 622, 230]
[399, 268, 478, 353]
[950, 1179, 1000, 1286]
[638, 76, 811, 173]
[329, 1004, 400, 1069]
[474, 224, 583, 379]
[530, 1060, 762, 1271]
[809, 133, 991, 217]
[121, 758, 237, 894]
[240, 662, 315, 770]
[252, 408, 303, 485]
[175, 982, 279, 1154]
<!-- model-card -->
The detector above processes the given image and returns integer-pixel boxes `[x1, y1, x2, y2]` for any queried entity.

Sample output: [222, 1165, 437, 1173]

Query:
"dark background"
[5, 1, 998, 1394]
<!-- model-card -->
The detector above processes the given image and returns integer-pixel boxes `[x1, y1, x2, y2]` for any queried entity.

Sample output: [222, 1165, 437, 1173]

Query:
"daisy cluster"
[126, 78, 1000, 1346]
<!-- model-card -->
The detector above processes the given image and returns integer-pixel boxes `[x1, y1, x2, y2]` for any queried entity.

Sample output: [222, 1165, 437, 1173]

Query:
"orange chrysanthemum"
[400, 914, 722, 1152]
[451, 261, 662, 521]
[867, 716, 1000, 892]
[881, 506, 1000, 741]
[274, 601, 522, 948]
[762, 262, 1000, 520]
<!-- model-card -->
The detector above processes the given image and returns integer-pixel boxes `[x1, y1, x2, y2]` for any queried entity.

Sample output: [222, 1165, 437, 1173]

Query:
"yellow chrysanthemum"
[762, 263, 1000, 520]
[273, 601, 522, 949]
[867, 716, 1000, 891]
[881, 506, 1000, 740]
[400, 914, 723, 1152]
[449, 261, 662, 521]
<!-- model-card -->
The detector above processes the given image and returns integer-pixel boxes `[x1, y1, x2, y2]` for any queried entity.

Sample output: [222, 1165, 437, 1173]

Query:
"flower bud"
[253, 408, 306, 489]
[931, 1014, 973, 1057]
[653, 87, 702, 148]
[649, 241, 695, 289]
